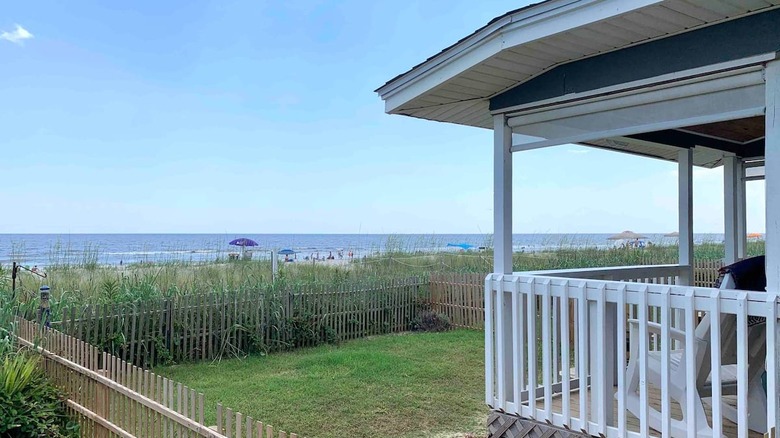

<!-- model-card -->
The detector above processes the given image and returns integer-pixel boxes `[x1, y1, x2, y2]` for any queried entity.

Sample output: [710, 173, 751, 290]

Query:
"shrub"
[411, 310, 452, 332]
[0, 351, 79, 437]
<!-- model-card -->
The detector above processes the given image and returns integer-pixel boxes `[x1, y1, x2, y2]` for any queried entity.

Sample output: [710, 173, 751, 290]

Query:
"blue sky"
[0, 1, 765, 234]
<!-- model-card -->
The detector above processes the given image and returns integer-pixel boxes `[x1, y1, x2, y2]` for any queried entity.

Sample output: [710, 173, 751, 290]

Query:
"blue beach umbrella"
[447, 243, 475, 250]
[278, 249, 296, 255]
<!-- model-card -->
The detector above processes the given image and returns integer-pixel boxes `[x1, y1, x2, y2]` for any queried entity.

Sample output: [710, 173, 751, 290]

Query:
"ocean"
[0, 233, 725, 267]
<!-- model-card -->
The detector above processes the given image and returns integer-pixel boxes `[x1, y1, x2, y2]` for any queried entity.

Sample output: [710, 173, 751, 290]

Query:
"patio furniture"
[624, 256, 768, 437]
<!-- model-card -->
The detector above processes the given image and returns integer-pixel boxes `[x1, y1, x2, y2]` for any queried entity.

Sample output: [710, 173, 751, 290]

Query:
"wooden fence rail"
[16, 318, 301, 438]
[55, 278, 427, 367]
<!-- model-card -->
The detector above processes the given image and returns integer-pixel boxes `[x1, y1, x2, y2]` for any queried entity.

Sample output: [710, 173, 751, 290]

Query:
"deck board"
[547, 386, 761, 438]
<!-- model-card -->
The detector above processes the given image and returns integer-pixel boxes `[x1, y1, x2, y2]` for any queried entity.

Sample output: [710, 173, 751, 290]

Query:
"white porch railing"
[485, 265, 779, 438]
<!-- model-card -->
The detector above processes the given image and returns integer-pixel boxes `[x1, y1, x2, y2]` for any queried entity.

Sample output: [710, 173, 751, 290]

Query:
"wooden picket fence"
[55, 278, 426, 367]
[428, 260, 724, 329]
[693, 258, 723, 287]
[15, 317, 301, 438]
[428, 273, 485, 330]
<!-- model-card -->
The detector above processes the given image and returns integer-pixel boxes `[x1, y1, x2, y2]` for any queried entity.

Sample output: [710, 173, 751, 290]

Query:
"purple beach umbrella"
[229, 238, 259, 247]
[229, 238, 259, 260]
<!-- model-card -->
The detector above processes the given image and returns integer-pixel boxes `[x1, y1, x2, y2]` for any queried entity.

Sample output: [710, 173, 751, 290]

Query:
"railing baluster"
[552, 295, 560, 385]
[561, 283, 571, 429]
[616, 284, 627, 437]
[496, 275, 506, 411]
[511, 277, 521, 415]
[766, 293, 779, 434]
[576, 281, 588, 433]
[484, 275, 494, 408]
[684, 288, 697, 438]
[594, 283, 607, 435]
[709, 289, 722, 438]
[542, 280, 552, 421]
[736, 292, 748, 438]
[638, 285, 649, 438]
[518, 278, 527, 417]
[660, 286, 671, 438]
[527, 277, 537, 420]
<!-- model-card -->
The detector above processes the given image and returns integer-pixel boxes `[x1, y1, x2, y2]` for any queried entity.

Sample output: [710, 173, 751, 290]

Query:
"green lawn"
[157, 330, 487, 438]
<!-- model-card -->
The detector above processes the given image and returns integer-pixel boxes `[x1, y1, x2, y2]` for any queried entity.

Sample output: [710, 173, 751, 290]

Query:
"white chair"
[623, 270, 767, 438]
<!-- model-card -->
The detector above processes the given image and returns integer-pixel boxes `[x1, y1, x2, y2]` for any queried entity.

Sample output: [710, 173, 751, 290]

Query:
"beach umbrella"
[607, 231, 647, 240]
[229, 238, 258, 259]
[747, 232, 763, 239]
[663, 231, 680, 237]
[229, 238, 259, 247]
[278, 249, 296, 255]
[447, 243, 475, 250]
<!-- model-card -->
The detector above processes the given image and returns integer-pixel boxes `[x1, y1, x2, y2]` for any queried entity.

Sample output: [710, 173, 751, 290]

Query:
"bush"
[0, 351, 79, 437]
[411, 310, 452, 332]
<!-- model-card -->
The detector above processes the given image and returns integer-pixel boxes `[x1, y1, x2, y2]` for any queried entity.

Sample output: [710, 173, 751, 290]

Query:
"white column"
[678, 148, 694, 285]
[723, 156, 739, 265]
[494, 114, 513, 274]
[493, 114, 514, 405]
[737, 160, 747, 260]
[765, 58, 780, 438]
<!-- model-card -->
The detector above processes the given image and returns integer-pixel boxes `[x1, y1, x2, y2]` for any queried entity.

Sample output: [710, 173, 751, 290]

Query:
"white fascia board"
[378, 0, 662, 114]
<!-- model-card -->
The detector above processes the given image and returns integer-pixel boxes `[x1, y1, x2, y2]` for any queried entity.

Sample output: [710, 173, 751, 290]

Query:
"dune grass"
[156, 329, 487, 438]
[1, 241, 764, 318]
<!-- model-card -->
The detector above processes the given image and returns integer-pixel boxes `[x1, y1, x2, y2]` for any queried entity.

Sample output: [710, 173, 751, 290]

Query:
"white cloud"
[1, 24, 33, 45]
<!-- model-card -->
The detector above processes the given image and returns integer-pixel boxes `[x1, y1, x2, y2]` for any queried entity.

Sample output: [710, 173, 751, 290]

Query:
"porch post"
[493, 114, 514, 404]
[494, 114, 513, 275]
[678, 148, 694, 285]
[766, 58, 780, 434]
[737, 160, 747, 260]
[723, 156, 739, 265]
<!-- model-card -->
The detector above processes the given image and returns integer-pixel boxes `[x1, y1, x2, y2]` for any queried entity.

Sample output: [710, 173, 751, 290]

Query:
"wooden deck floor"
[549, 387, 760, 438]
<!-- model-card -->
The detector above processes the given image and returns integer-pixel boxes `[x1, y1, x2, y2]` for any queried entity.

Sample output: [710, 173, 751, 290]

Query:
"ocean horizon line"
[0, 231, 750, 235]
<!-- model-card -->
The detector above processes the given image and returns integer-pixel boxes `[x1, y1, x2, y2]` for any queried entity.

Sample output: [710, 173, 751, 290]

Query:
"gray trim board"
[490, 9, 780, 111]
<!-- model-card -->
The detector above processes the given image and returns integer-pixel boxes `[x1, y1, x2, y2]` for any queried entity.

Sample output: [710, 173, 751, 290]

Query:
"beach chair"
[623, 256, 767, 437]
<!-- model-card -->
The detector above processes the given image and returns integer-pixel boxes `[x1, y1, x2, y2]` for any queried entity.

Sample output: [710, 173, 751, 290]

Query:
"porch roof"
[376, 0, 780, 168]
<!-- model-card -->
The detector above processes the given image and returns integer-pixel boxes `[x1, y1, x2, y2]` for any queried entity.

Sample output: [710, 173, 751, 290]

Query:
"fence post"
[95, 370, 111, 438]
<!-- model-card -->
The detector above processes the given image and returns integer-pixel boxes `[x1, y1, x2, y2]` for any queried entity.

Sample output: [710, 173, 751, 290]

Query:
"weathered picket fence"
[429, 273, 485, 330]
[55, 278, 426, 367]
[693, 259, 724, 287]
[15, 317, 301, 438]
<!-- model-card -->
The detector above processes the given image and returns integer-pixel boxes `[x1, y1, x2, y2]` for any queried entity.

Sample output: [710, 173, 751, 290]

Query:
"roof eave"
[376, 0, 663, 114]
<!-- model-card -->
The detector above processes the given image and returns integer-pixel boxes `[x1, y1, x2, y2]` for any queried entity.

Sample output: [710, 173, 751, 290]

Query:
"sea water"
[0, 233, 725, 267]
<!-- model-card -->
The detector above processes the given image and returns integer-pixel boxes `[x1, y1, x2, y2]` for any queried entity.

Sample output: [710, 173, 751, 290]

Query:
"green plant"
[0, 351, 79, 437]
[411, 310, 452, 332]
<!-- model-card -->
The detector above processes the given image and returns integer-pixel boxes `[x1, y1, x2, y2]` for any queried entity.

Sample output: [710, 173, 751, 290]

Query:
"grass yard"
[157, 330, 487, 438]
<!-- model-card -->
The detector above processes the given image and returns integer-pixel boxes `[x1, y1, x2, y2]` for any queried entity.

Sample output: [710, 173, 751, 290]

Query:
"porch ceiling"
[377, 0, 780, 130]
[584, 116, 767, 168]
